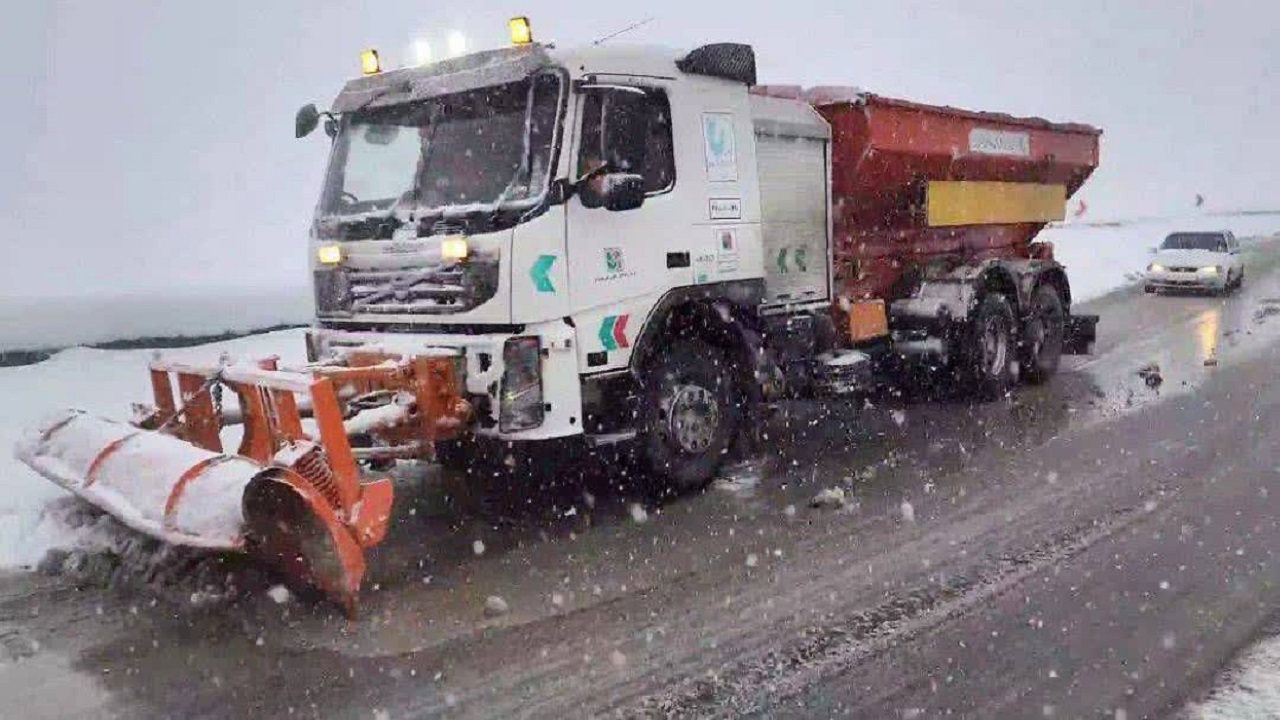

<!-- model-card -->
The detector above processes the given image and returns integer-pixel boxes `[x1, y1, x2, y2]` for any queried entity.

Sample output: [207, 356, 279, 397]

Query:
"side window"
[578, 87, 675, 195]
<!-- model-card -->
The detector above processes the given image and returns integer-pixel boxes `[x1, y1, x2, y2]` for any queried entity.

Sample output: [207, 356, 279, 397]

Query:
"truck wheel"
[638, 338, 742, 494]
[963, 293, 1017, 398]
[1020, 285, 1066, 384]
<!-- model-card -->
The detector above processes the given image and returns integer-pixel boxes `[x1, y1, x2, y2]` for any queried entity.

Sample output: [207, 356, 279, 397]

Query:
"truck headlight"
[500, 336, 544, 432]
[1199, 266, 1220, 275]
[1148, 263, 1165, 273]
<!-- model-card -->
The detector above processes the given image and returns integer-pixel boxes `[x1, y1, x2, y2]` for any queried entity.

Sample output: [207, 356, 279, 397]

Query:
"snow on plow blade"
[18, 410, 259, 549]
[14, 353, 470, 616]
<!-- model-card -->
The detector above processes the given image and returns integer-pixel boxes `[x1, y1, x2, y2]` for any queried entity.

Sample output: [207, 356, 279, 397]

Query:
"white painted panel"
[756, 135, 829, 306]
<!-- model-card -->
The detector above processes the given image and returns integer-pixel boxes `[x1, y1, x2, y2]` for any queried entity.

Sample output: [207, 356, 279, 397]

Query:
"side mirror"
[600, 173, 646, 212]
[295, 103, 321, 139]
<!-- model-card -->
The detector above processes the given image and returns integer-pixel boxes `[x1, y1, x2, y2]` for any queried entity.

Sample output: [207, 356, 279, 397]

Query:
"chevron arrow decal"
[598, 314, 630, 351]
[530, 254, 556, 293]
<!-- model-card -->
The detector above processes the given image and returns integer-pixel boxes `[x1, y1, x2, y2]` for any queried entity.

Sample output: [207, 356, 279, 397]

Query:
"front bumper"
[1145, 270, 1228, 291]
[308, 320, 583, 441]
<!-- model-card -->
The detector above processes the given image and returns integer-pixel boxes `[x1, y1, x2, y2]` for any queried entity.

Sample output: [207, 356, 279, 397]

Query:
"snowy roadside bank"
[0, 330, 308, 567]
[0, 287, 311, 356]
[1185, 633, 1280, 719]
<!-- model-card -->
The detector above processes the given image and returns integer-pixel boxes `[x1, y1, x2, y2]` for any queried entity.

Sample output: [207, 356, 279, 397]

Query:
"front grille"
[1168, 266, 1201, 273]
[348, 266, 469, 313]
[318, 260, 499, 316]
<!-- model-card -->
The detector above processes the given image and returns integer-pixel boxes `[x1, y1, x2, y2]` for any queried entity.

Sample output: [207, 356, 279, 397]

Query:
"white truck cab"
[300, 40, 835, 487]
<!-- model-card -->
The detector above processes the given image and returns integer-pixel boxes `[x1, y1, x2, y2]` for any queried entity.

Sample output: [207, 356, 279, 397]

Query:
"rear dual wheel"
[1020, 285, 1066, 385]
[962, 293, 1017, 398]
[962, 286, 1066, 397]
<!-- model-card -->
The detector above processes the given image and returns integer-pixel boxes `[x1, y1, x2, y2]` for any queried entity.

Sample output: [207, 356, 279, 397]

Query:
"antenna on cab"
[590, 17, 655, 46]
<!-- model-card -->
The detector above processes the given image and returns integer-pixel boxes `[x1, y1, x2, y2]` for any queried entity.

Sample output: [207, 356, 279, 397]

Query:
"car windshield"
[1161, 232, 1228, 252]
[318, 72, 563, 223]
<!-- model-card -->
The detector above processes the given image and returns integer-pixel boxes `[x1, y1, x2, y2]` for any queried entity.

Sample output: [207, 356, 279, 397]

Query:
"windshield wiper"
[319, 211, 407, 241]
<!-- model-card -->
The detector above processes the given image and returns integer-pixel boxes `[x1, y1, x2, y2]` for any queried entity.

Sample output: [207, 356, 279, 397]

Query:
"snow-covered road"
[0, 214, 1278, 717]
[2, 214, 1277, 567]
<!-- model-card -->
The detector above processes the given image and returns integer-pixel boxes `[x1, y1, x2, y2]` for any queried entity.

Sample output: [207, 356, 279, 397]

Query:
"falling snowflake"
[900, 500, 916, 523]
[472, 540, 486, 556]
[746, 553, 759, 568]
[629, 503, 649, 524]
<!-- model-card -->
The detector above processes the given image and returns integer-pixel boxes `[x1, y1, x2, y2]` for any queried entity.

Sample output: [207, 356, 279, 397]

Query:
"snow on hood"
[1152, 248, 1229, 267]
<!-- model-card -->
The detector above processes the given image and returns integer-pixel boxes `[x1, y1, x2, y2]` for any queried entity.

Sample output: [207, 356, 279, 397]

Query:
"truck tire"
[1020, 284, 1066, 384]
[962, 293, 1017, 399]
[638, 338, 742, 494]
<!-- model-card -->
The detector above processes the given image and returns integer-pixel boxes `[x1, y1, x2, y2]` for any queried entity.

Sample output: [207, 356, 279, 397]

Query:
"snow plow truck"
[17, 20, 1101, 615]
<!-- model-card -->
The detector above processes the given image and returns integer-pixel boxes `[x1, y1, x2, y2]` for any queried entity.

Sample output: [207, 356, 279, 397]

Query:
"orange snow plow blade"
[16, 353, 470, 616]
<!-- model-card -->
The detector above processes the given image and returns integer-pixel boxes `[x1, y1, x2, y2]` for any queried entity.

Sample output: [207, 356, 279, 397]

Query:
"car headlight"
[1199, 266, 1221, 275]
[1148, 263, 1165, 273]
[500, 336, 544, 432]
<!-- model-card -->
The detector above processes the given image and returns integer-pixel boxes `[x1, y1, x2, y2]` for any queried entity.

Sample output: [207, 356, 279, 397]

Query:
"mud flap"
[1064, 314, 1098, 355]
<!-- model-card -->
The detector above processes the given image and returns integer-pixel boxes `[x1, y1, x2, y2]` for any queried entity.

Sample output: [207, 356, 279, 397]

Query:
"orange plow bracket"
[17, 354, 471, 616]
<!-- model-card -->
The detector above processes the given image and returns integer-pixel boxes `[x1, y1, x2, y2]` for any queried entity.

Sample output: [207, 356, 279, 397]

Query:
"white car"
[1145, 231, 1244, 294]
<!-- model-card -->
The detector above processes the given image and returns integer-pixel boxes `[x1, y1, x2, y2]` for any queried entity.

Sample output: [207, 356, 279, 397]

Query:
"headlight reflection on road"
[1195, 308, 1221, 364]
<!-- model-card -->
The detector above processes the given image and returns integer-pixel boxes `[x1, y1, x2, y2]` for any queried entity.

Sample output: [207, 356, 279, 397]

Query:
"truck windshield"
[1161, 233, 1227, 252]
[319, 72, 563, 233]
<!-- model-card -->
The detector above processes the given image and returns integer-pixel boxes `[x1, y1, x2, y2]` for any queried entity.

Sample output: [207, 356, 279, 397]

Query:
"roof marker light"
[509, 17, 533, 45]
[360, 49, 381, 75]
[446, 31, 467, 57]
[412, 39, 433, 66]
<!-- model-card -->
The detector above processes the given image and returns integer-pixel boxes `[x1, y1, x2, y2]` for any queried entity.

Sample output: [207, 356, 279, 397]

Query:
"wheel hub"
[1025, 316, 1046, 358]
[663, 384, 721, 454]
[981, 319, 1009, 376]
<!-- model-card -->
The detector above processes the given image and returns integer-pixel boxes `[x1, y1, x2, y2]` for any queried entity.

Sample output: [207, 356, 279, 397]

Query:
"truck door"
[565, 84, 684, 371]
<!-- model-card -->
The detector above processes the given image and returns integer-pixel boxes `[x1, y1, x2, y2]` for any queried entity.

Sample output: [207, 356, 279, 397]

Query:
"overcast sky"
[2, 1, 1276, 298]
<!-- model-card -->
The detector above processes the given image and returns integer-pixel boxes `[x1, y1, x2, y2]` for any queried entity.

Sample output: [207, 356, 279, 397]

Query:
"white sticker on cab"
[709, 198, 742, 220]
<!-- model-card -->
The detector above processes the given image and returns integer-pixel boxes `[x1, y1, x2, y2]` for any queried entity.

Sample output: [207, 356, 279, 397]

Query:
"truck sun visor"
[676, 43, 757, 86]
